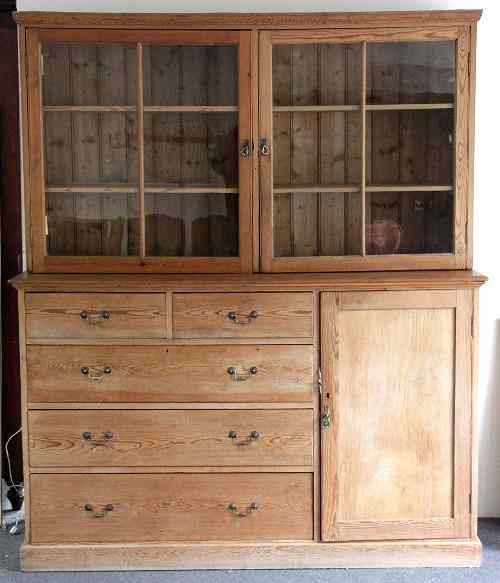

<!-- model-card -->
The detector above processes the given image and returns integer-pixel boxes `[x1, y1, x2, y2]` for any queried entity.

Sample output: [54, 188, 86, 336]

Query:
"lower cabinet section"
[30, 473, 314, 543]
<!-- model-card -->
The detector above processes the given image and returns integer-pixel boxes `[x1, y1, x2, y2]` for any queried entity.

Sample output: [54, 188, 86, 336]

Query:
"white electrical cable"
[5, 427, 23, 493]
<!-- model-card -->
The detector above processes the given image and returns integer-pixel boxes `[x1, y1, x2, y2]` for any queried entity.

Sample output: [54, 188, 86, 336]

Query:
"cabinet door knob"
[227, 502, 258, 517]
[227, 366, 258, 381]
[240, 141, 251, 158]
[260, 139, 271, 156]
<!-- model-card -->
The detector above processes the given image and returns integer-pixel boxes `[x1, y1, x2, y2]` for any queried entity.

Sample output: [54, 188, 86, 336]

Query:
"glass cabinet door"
[27, 30, 252, 272]
[260, 29, 469, 272]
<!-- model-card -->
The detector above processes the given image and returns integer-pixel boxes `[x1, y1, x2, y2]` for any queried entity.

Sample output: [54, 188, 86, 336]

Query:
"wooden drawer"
[25, 293, 167, 338]
[29, 410, 313, 467]
[173, 292, 313, 338]
[30, 473, 313, 543]
[27, 345, 313, 403]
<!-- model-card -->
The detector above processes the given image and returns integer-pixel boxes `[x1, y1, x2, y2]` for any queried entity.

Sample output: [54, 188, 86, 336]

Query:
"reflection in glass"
[42, 43, 137, 106]
[146, 193, 238, 257]
[273, 192, 361, 257]
[272, 44, 362, 107]
[143, 45, 238, 107]
[367, 41, 455, 104]
[46, 192, 139, 256]
[144, 113, 238, 188]
[366, 191, 453, 255]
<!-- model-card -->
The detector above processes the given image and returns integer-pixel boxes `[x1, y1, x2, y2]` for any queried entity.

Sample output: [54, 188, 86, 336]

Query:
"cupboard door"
[27, 30, 252, 273]
[321, 290, 472, 541]
[260, 29, 470, 272]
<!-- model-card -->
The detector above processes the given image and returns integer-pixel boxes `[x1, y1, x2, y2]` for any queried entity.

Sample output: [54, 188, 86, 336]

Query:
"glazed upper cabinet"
[24, 23, 474, 273]
[260, 28, 471, 272]
[320, 290, 473, 541]
[26, 30, 252, 272]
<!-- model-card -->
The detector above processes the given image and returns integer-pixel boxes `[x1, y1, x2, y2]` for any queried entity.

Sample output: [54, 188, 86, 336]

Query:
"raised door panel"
[29, 409, 314, 467]
[27, 345, 314, 403]
[321, 290, 472, 541]
[260, 28, 470, 272]
[30, 473, 314, 543]
[27, 28, 252, 273]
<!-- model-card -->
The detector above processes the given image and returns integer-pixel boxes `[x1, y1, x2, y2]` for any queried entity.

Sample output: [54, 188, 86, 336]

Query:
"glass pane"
[366, 110, 453, 185]
[366, 191, 453, 255]
[273, 44, 361, 106]
[143, 45, 237, 106]
[273, 192, 361, 257]
[367, 41, 455, 105]
[42, 43, 136, 106]
[145, 193, 238, 257]
[44, 112, 138, 186]
[273, 112, 361, 187]
[144, 112, 238, 188]
[46, 192, 139, 256]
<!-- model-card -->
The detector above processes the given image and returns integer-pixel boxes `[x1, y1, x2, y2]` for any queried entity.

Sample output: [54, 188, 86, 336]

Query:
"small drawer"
[29, 409, 313, 468]
[173, 292, 313, 338]
[25, 293, 167, 339]
[30, 473, 313, 543]
[27, 345, 313, 403]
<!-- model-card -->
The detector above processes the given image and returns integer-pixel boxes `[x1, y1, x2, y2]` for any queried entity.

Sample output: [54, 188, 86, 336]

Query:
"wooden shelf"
[44, 106, 136, 112]
[272, 185, 452, 194]
[144, 105, 238, 113]
[366, 103, 454, 111]
[45, 184, 239, 194]
[366, 185, 453, 192]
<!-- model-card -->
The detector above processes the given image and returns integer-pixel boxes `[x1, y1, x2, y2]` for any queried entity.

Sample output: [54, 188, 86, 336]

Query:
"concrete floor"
[1, 519, 499, 582]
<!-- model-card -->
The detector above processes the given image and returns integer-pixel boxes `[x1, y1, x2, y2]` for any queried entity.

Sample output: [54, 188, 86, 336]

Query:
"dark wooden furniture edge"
[13, 10, 482, 29]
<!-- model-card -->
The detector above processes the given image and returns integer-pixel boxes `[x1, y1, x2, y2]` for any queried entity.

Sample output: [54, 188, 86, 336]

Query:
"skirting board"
[21, 538, 482, 571]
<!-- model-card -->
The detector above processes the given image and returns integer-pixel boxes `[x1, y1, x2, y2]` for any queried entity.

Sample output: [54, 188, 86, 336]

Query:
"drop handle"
[228, 430, 260, 445]
[227, 366, 258, 381]
[80, 366, 112, 382]
[227, 310, 258, 325]
[80, 310, 111, 323]
[84, 503, 114, 518]
[82, 431, 114, 445]
[227, 502, 258, 517]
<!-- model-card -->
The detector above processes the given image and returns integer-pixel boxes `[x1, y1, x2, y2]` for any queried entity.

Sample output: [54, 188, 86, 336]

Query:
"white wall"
[17, 0, 500, 517]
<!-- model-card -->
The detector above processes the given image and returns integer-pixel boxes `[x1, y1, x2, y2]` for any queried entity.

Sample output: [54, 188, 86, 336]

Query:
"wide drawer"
[30, 473, 313, 543]
[173, 292, 313, 338]
[25, 293, 167, 339]
[29, 410, 313, 467]
[27, 345, 313, 403]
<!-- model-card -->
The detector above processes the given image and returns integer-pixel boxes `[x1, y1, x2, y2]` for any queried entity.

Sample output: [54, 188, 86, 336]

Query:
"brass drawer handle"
[82, 431, 114, 445]
[228, 430, 260, 445]
[84, 503, 114, 518]
[80, 310, 111, 324]
[80, 366, 112, 382]
[227, 366, 258, 381]
[227, 310, 258, 325]
[227, 502, 258, 517]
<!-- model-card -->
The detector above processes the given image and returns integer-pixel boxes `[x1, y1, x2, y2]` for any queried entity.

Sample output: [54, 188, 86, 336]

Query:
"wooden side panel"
[321, 289, 472, 541]
[30, 473, 314, 543]
[25, 293, 167, 338]
[27, 345, 314, 403]
[173, 292, 314, 338]
[29, 409, 313, 467]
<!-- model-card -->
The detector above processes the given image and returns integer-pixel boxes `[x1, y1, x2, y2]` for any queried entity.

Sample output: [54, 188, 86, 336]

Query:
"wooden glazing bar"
[137, 42, 146, 256]
[274, 185, 360, 194]
[366, 185, 453, 192]
[43, 105, 135, 112]
[45, 185, 137, 193]
[360, 41, 367, 256]
[143, 105, 238, 112]
[366, 103, 454, 111]
[145, 186, 239, 194]
[273, 105, 360, 112]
